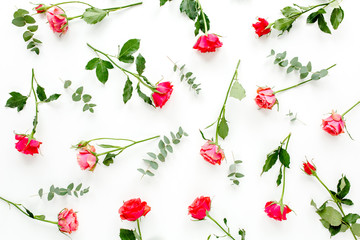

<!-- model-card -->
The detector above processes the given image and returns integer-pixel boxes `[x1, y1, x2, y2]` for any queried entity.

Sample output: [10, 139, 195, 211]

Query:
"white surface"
[1, 0, 360, 239]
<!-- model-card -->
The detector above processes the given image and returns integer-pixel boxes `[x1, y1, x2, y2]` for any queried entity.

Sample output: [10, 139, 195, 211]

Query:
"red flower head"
[46, 7, 68, 34]
[264, 201, 291, 221]
[322, 112, 345, 136]
[152, 81, 173, 108]
[193, 34, 223, 53]
[15, 134, 42, 155]
[77, 145, 97, 171]
[303, 161, 316, 175]
[255, 87, 277, 109]
[200, 141, 225, 165]
[35, 4, 47, 13]
[253, 18, 271, 37]
[188, 196, 211, 220]
[58, 208, 79, 234]
[119, 198, 151, 221]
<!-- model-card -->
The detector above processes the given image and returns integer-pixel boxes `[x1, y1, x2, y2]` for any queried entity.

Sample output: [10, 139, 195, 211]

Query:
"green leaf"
[103, 153, 116, 166]
[44, 94, 60, 102]
[118, 39, 140, 63]
[25, 208, 34, 218]
[180, 0, 198, 20]
[330, 7, 344, 30]
[276, 167, 282, 186]
[194, 11, 210, 36]
[32, 38, 42, 43]
[76, 183, 82, 191]
[287, 66, 295, 73]
[311, 72, 321, 80]
[96, 60, 113, 84]
[85, 58, 100, 70]
[230, 81, 246, 101]
[306, 61, 312, 71]
[318, 14, 331, 34]
[82, 94, 92, 103]
[279, 60, 288, 67]
[158, 153, 165, 162]
[147, 152, 156, 159]
[34, 215, 45, 220]
[329, 225, 341, 236]
[341, 199, 354, 206]
[166, 145, 173, 153]
[136, 84, 154, 106]
[57, 188, 68, 196]
[82, 8, 107, 24]
[281, 6, 301, 18]
[75, 87, 83, 95]
[158, 140, 165, 149]
[160, 0, 169, 6]
[67, 183, 74, 191]
[307, 8, 326, 23]
[38, 188, 43, 198]
[5, 92, 28, 112]
[300, 66, 309, 79]
[163, 136, 170, 144]
[136, 54, 146, 75]
[36, 85, 47, 101]
[119, 228, 136, 240]
[27, 25, 38, 32]
[262, 150, 279, 174]
[48, 192, 54, 201]
[64, 80, 72, 89]
[217, 116, 229, 140]
[238, 229, 246, 240]
[146, 170, 155, 176]
[352, 223, 360, 237]
[31, 47, 40, 55]
[343, 214, 360, 225]
[310, 199, 317, 209]
[319, 69, 328, 78]
[137, 168, 146, 174]
[24, 15, 35, 24]
[235, 173, 244, 178]
[273, 18, 295, 33]
[317, 206, 342, 226]
[144, 160, 158, 170]
[14, 9, 29, 18]
[123, 77, 133, 104]
[12, 17, 26, 27]
[23, 31, 34, 42]
[337, 175, 350, 199]
[27, 41, 36, 49]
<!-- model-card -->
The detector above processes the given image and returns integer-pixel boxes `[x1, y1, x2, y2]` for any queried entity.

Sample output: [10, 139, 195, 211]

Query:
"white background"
[1, 0, 360, 239]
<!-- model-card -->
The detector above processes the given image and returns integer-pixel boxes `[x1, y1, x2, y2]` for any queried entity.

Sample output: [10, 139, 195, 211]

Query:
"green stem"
[29, 69, 39, 139]
[51, 1, 94, 8]
[86, 43, 155, 90]
[314, 174, 358, 240]
[290, 0, 336, 19]
[342, 101, 360, 117]
[87, 137, 136, 143]
[0, 196, 58, 225]
[215, 60, 241, 144]
[273, 64, 336, 95]
[195, 0, 208, 35]
[279, 133, 291, 204]
[137, 219, 143, 240]
[206, 212, 235, 240]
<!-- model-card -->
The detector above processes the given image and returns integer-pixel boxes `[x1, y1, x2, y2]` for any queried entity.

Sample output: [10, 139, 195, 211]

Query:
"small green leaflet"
[217, 116, 229, 139]
[194, 11, 210, 36]
[262, 150, 279, 174]
[353, 224, 360, 237]
[85, 58, 113, 84]
[118, 39, 140, 63]
[36, 85, 47, 101]
[123, 77, 133, 103]
[343, 214, 360, 225]
[103, 153, 116, 166]
[317, 206, 342, 226]
[273, 18, 295, 34]
[278, 148, 290, 168]
[136, 54, 146, 75]
[230, 81, 246, 101]
[336, 175, 350, 199]
[82, 8, 107, 24]
[317, 14, 331, 34]
[136, 84, 154, 106]
[281, 6, 301, 18]
[119, 229, 136, 240]
[330, 7, 344, 30]
[160, 0, 169, 6]
[5, 92, 28, 112]
[180, 0, 198, 20]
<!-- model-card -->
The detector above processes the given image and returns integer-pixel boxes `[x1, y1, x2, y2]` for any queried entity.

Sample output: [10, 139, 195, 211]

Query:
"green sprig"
[169, 57, 201, 94]
[38, 183, 90, 201]
[63, 80, 96, 113]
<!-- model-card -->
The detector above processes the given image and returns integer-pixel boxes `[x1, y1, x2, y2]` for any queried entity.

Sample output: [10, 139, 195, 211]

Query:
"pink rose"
[58, 208, 79, 234]
[200, 141, 225, 165]
[46, 7, 68, 34]
[264, 201, 291, 221]
[77, 145, 97, 171]
[255, 87, 277, 109]
[119, 198, 151, 221]
[188, 196, 211, 220]
[252, 18, 271, 37]
[15, 134, 42, 155]
[152, 81, 173, 108]
[193, 34, 223, 53]
[322, 112, 345, 136]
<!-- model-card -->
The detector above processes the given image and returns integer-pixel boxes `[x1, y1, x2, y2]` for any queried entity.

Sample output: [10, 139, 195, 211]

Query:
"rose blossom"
[252, 18, 271, 37]
[193, 34, 223, 53]
[322, 112, 345, 136]
[188, 196, 211, 220]
[15, 134, 42, 155]
[46, 7, 68, 34]
[255, 87, 277, 109]
[303, 161, 316, 175]
[35, 4, 46, 13]
[152, 81, 173, 108]
[119, 198, 151, 221]
[58, 208, 79, 234]
[77, 145, 97, 171]
[200, 141, 225, 165]
[264, 201, 291, 221]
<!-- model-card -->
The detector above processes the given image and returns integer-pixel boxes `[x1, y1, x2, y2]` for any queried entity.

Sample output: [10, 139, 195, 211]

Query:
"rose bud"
[77, 145, 97, 171]
[119, 198, 151, 221]
[58, 208, 79, 234]
[152, 81, 173, 108]
[322, 112, 345, 136]
[35, 4, 47, 13]
[46, 7, 68, 34]
[303, 161, 316, 175]
[200, 141, 225, 165]
[188, 196, 211, 220]
[193, 34, 223, 53]
[15, 134, 42, 155]
[255, 87, 277, 109]
[264, 201, 291, 221]
[252, 18, 271, 37]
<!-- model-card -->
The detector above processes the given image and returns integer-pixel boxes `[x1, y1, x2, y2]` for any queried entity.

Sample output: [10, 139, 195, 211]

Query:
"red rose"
[193, 34, 223, 53]
[188, 196, 211, 220]
[264, 201, 291, 221]
[46, 7, 68, 34]
[322, 112, 345, 136]
[255, 87, 277, 109]
[303, 161, 316, 175]
[15, 134, 42, 155]
[119, 198, 151, 221]
[152, 81, 173, 108]
[35, 4, 46, 13]
[252, 18, 271, 37]
[200, 141, 225, 165]
[58, 208, 79, 234]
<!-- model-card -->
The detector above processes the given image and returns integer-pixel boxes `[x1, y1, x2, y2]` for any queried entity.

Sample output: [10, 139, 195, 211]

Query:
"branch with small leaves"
[169, 58, 201, 94]
[228, 159, 244, 186]
[63, 80, 96, 113]
[38, 183, 90, 201]
[138, 127, 188, 177]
